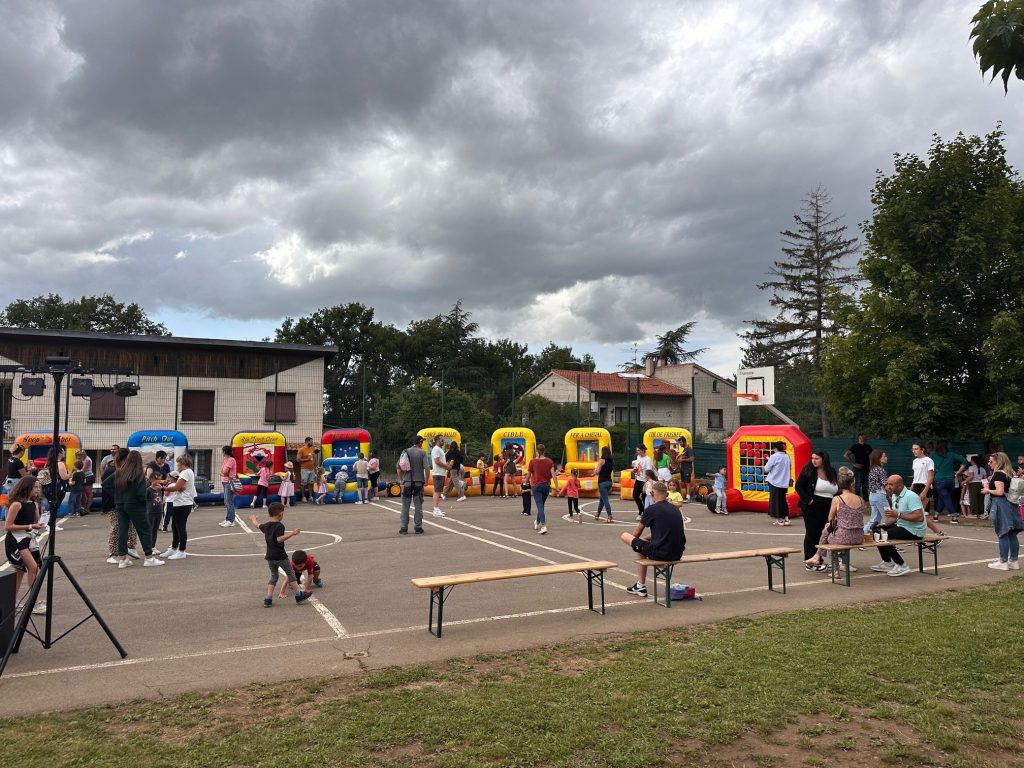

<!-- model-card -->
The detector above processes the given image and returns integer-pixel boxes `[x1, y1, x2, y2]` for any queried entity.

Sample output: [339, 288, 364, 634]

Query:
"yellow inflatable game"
[486, 427, 535, 495]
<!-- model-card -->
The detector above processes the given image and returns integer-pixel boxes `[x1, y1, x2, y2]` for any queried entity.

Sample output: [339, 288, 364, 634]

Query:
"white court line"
[3, 554, 1004, 680]
[310, 596, 348, 637]
[235, 516, 253, 534]
[369, 501, 563, 567]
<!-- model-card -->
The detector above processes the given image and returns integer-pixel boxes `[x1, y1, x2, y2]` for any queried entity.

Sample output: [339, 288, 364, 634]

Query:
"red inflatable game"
[725, 426, 811, 515]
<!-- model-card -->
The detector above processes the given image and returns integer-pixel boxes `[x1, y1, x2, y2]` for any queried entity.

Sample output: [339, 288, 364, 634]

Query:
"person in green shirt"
[932, 441, 967, 524]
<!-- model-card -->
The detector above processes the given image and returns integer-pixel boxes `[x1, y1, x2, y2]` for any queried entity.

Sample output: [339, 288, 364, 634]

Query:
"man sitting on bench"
[620, 481, 686, 597]
[872, 474, 925, 577]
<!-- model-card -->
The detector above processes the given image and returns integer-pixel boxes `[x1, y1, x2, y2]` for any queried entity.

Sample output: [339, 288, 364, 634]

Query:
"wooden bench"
[635, 547, 801, 607]
[817, 534, 947, 587]
[411, 560, 617, 638]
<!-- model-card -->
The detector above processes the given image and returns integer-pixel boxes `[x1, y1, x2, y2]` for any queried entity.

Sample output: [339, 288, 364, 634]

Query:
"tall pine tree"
[740, 186, 858, 436]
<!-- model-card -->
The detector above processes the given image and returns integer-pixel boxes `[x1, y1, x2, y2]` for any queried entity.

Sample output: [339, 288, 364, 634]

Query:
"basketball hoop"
[732, 393, 759, 402]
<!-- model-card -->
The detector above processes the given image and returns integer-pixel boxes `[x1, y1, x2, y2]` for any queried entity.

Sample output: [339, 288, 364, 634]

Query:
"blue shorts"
[356, 477, 368, 489]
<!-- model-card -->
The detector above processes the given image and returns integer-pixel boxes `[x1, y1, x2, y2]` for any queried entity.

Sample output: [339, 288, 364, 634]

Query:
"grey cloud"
[0, 0, 1021, 367]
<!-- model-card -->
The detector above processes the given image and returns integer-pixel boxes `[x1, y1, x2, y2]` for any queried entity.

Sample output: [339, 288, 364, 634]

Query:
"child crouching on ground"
[250, 502, 311, 607]
[278, 549, 323, 598]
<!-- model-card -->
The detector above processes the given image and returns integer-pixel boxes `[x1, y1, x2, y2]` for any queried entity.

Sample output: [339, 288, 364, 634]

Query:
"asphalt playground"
[0, 493, 1007, 715]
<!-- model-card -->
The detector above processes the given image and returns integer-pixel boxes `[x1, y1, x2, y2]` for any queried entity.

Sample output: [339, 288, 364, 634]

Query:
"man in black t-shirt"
[844, 434, 874, 500]
[620, 482, 686, 597]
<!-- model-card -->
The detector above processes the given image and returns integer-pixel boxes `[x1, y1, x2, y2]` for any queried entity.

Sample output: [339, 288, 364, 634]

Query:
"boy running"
[250, 502, 312, 607]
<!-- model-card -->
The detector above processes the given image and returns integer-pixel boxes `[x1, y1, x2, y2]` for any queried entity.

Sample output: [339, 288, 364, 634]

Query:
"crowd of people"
[766, 437, 1024, 577]
[5, 431, 1023, 612]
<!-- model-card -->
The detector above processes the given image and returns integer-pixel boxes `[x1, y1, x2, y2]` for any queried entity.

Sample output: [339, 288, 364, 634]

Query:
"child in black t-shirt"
[249, 502, 311, 607]
[520, 474, 532, 516]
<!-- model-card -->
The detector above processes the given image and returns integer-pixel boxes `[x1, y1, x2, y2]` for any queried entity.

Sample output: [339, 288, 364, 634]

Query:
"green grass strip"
[4, 580, 1024, 767]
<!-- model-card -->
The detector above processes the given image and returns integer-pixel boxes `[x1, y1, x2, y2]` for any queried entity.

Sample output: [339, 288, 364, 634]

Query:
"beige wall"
[6, 358, 326, 453]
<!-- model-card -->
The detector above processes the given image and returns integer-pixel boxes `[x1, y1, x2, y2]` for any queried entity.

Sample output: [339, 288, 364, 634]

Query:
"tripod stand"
[0, 359, 128, 678]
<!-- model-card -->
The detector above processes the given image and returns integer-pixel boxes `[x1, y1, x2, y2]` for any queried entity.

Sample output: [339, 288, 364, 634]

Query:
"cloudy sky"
[3, 0, 1022, 375]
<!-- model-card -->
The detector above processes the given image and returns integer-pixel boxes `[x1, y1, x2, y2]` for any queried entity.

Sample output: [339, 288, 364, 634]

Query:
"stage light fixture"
[114, 380, 140, 397]
[19, 376, 45, 397]
[71, 378, 94, 397]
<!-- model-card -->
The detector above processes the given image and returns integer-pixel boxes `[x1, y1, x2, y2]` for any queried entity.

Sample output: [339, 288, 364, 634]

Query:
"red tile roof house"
[523, 364, 739, 441]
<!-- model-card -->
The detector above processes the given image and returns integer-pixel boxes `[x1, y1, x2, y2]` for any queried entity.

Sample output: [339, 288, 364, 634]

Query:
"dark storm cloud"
[1, 0, 1022, 365]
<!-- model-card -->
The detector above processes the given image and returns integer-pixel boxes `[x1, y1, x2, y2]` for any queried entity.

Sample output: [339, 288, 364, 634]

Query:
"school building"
[0, 328, 336, 482]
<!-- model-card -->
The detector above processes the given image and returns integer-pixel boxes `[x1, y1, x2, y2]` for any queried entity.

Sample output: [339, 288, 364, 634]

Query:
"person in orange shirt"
[296, 437, 318, 503]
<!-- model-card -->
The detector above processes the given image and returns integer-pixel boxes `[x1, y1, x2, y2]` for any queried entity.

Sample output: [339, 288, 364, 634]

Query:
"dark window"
[265, 392, 296, 423]
[89, 388, 126, 421]
[181, 390, 215, 422]
[708, 409, 724, 430]
[614, 406, 639, 425]
[712, 379, 719, 393]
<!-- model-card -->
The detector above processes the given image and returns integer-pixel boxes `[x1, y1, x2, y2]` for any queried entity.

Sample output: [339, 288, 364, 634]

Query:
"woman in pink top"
[219, 445, 238, 527]
[804, 467, 865, 574]
[527, 444, 556, 535]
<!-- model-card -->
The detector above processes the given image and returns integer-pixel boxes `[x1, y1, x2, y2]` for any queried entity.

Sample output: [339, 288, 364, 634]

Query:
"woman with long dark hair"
[4, 475, 45, 613]
[113, 451, 163, 568]
[593, 446, 615, 522]
[102, 447, 140, 563]
[795, 449, 838, 570]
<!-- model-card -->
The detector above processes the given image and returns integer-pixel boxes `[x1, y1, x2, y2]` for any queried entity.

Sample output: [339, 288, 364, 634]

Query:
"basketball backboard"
[735, 366, 775, 407]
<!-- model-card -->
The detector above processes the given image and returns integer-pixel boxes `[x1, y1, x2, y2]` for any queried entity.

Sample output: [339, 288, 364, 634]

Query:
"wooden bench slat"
[818, 534, 945, 552]
[411, 560, 617, 589]
[636, 547, 800, 566]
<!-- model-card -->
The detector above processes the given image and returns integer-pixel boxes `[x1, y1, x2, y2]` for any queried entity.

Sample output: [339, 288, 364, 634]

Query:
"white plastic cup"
[881, 530, 889, 542]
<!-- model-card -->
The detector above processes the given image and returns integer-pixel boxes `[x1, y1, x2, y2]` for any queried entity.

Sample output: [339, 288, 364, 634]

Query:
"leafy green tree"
[275, 303, 408, 425]
[0, 293, 169, 335]
[821, 129, 1024, 438]
[650, 322, 707, 366]
[740, 186, 858, 436]
[971, 1, 1024, 92]
[370, 377, 495, 455]
[514, 395, 581, 465]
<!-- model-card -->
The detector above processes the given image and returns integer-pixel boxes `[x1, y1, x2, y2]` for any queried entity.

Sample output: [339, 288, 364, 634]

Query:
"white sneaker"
[870, 562, 895, 572]
[218, 520, 231, 527]
[988, 560, 1010, 571]
[127, 548, 141, 559]
[433, 509, 446, 518]
[32, 601, 47, 615]
[538, 525, 548, 535]
[105, 556, 119, 564]
[1009, 560, 1020, 570]
[534, 519, 539, 530]
[160, 548, 176, 558]
[440, 494, 446, 501]
[118, 558, 133, 569]
[888, 563, 911, 577]
[143, 557, 165, 567]
[457, 497, 466, 502]
[167, 550, 186, 560]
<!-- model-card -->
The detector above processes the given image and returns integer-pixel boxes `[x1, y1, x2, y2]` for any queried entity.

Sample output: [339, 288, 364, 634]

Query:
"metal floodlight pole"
[0, 360, 129, 679]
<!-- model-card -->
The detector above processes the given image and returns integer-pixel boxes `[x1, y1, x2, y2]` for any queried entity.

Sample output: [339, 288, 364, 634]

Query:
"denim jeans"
[866, 490, 887, 533]
[999, 531, 1020, 561]
[67, 489, 83, 516]
[533, 482, 550, 525]
[597, 481, 613, 516]
[934, 477, 957, 517]
[222, 482, 236, 522]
